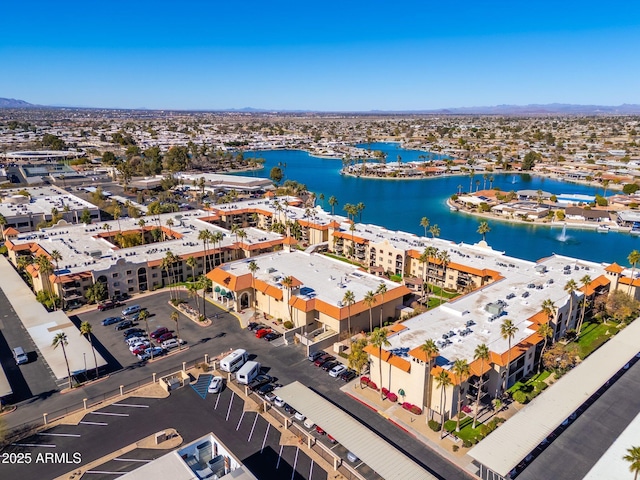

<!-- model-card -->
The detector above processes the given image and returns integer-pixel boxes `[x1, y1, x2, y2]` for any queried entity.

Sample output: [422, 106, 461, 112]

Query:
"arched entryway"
[240, 292, 250, 309]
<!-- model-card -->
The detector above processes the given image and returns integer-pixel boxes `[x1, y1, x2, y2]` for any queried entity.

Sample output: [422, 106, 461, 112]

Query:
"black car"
[264, 332, 282, 341]
[123, 328, 145, 337]
[247, 322, 259, 331]
[248, 374, 273, 391]
[256, 383, 276, 397]
[321, 360, 339, 372]
[115, 319, 135, 330]
[284, 404, 296, 414]
[340, 369, 357, 382]
[250, 323, 268, 332]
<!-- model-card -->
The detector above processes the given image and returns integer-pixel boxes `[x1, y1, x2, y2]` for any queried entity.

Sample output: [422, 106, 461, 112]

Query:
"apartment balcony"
[62, 282, 80, 292]
[63, 291, 83, 300]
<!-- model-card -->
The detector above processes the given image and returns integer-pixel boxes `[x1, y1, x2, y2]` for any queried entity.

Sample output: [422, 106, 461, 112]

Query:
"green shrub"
[428, 420, 440, 432]
[462, 439, 472, 448]
[0, 245, 7, 255]
[283, 320, 294, 329]
[452, 445, 459, 452]
[512, 390, 528, 404]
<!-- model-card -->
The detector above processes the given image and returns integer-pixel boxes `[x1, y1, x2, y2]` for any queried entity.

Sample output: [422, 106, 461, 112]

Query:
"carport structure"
[468, 317, 640, 480]
[275, 381, 434, 480]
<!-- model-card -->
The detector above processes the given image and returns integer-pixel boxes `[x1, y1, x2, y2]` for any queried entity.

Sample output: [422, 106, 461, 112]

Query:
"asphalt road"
[517, 356, 640, 480]
[3, 290, 471, 480]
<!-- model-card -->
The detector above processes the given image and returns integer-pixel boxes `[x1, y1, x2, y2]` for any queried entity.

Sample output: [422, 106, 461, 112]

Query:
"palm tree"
[477, 221, 491, 242]
[435, 370, 453, 438]
[500, 319, 518, 393]
[429, 224, 440, 242]
[420, 217, 430, 238]
[161, 255, 175, 300]
[80, 321, 99, 379]
[376, 283, 387, 328]
[248, 260, 258, 309]
[282, 276, 294, 325]
[198, 274, 211, 319]
[186, 256, 197, 283]
[419, 249, 430, 305]
[577, 274, 592, 336]
[420, 339, 439, 420]
[212, 231, 224, 267]
[452, 359, 470, 432]
[139, 309, 153, 359]
[113, 205, 122, 233]
[171, 311, 181, 350]
[541, 298, 556, 338]
[623, 445, 640, 480]
[472, 343, 489, 429]
[328, 195, 338, 215]
[138, 219, 146, 245]
[347, 339, 369, 387]
[437, 250, 450, 305]
[37, 254, 56, 310]
[363, 290, 376, 332]
[343, 290, 356, 339]
[537, 323, 553, 374]
[187, 282, 200, 312]
[628, 250, 640, 296]
[166, 218, 174, 239]
[564, 279, 578, 332]
[198, 229, 212, 273]
[370, 328, 390, 400]
[52, 332, 73, 390]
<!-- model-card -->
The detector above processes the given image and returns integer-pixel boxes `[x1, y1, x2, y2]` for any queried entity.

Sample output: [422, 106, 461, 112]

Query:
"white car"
[126, 336, 146, 346]
[303, 418, 315, 429]
[129, 341, 150, 352]
[347, 452, 359, 463]
[161, 338, 183, 350]
[294, 411, 306, 422]
[329, 364, 347, 378]
[274, 396, 285, 408]
[208, 376, 223, 394]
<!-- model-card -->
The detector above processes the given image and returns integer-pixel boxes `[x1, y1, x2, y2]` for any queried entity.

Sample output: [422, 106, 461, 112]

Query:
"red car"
[132, 344, 150, 355]
[156, 332, 174, 344]
[255, 328, 271, 338]
[150, 327, 169, 339]
[97, 300, 121, 311]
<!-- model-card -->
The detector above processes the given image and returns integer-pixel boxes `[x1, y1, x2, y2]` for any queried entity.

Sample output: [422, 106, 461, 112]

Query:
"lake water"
[237, 143, 634, 265]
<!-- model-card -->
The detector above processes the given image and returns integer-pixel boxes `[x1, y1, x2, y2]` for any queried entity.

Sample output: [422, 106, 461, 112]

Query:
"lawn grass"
[323, 253, 363, 267]
[577, 321, 616, 358]
[429, 285, 459, 299]
[444, 414, 484, 442]
[508, 371, 551, 394]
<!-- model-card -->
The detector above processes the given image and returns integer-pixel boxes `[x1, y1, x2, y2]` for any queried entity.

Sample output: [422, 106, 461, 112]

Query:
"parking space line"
[113, 458, 151, 463]
[261, 424, 270, 453]
[226, 392, 235, 421]
[248, 414, 259, 442]
[38, 433, 81, 438]
[291, 447, 299, 480]
[214, 393, 221, 410]
[79, 421, 108, 426]
[309, 459, 314, 480]
[236, 411, 245, 431]
[90, 411, 129, 417]
[276, 445, 284, 469]
[12, 443, 56, 448]
[111, 403, 148, 408]
[85, 471, 123, 475]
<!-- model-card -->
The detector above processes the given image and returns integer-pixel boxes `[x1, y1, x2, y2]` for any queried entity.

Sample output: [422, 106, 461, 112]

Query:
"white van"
[236, 361, 261, 385]
[13, 346, 28, 365]
[220, 349, 248, 373]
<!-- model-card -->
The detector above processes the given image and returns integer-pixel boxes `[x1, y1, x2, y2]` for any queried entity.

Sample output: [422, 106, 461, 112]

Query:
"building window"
[127, 279, 133, 284]
[112, 273, 118, 278]
[114, 281, 120, 286]
[126, 270, 132, 275]
[128, 287, 134, 292]
[152, 273, 158, 278]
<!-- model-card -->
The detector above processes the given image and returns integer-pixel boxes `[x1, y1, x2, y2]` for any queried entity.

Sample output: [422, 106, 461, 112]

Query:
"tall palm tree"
[187, 282, 200, 312]
[628, 250, 640, 295]
[198, 274, 211, 319]
[623, 445, 640, 480]
[577, 274, 592, 336]
[564, 279, 578, 332]
[198, 229, 212, 274]
[423, 246, 438, 305]
[161, 255, 174, 300]
[472, 343, 490, 429]
[186, 256, 197, 283]
[435, 370, 453, 438]
[363, 290, 376, 332]
[80, 321, 99, 379]
[138, 219, 146, 245]
[166, 218, 174, 239]
[343, 290, 356, 338]
[248, 260, 258, 309]
[113, 205, 122, 233]
[139, 309, 153, 359]
[537, 323, 553, 374]
[328, 195, 338, 215]
[420, 339, 439, 420]
[37, 254, 56, 310]
[477, 221, 491, 242]
[52, 332, 72, 390]
[171, 311, 181, 350]
[212, 231, 224, 267]
[376, 283, 387, 329]
[282, 276, 294, 325]
[419, 217, 429, 238]
[419, 249, 430, 305]
[429, 224, 440, 242]
[437, 250, 450, 305]
[500, 319, 518, 393]
[370, 328, 390, 400]
[541, 298, 556, 338]
[453, 359, 470, 432]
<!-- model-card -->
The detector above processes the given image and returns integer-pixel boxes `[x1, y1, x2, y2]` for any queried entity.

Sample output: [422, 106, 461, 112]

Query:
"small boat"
[596, 225, 610, 233]
[450, 206, 459, 212]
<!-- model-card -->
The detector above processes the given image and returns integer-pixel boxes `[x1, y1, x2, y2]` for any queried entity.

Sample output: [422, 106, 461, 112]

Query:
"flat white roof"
[276, 381, 432, 480]
[386, 254, 606, 364]
[0, 185, 97, 218]
[468, 315, 640, 477]
[0, 256, 108, 379]
[0, 365, 11, 398]
[218, 250, 398, 306]
[176, 172, 273, 189]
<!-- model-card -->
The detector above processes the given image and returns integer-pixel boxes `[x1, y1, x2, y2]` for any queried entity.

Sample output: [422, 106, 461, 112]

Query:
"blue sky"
[1, 1, 639, 110]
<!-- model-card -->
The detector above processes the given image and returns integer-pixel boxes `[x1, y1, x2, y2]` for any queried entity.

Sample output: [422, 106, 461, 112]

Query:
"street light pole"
[83, 353, 87, 380]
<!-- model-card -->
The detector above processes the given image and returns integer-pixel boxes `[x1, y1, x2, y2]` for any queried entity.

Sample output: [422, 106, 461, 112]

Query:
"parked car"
[97, 299, 121, 311]
[264, 391, 278, 403]
[329, 364, 347, 378]
[257, 383, 276, 397]
[132, 343, 151, 355]
[314, 354, 334, 367]
[255, 328, 271, 339]
[138, 346, 163, 361]
[315, 425, 326, 435]
[346, 452, 359, 463]
[122, 305, 142, 316]
[250, 323, 267, 332]
[150, 327, 169, 339]
[248, 374, 273, 391]
[102, 316, 121, 326]
[327, 434, 337, 444]
[321, 361, 339, 372]
[123, 327, 145, 337]
[208, 376, 224, 394]
[294, 411, 306, 421]
[274, 397, 286, 408]
[340, 370, 357, 382]
[284, 404, 295, 414]
[264, 332, 282, 341]
[125, 336, 146, 345]
[303, 418, 315, 429]
[155, 332, 174, 344]
[247, 322, 259, 331]
[161, 338, 182, 350]
[308, 351, 325, 362]
[116, 319, 135, 330]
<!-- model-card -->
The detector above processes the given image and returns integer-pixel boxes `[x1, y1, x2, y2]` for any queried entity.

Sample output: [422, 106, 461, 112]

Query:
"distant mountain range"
[2, 97, 640, 115]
